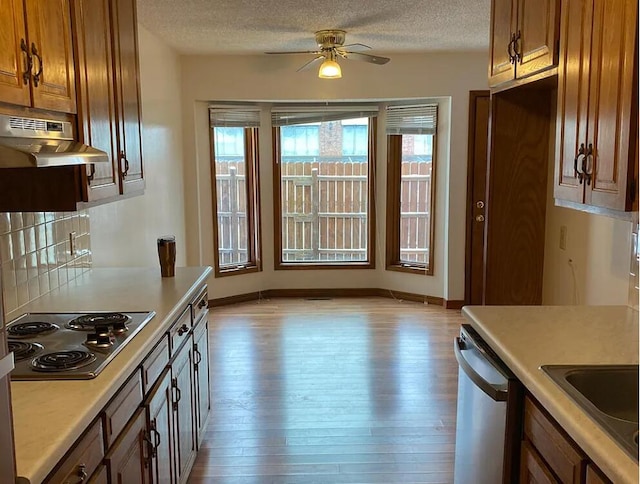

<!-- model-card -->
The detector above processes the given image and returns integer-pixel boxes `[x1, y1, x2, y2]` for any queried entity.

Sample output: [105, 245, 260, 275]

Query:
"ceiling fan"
[266, 30, 391, 79]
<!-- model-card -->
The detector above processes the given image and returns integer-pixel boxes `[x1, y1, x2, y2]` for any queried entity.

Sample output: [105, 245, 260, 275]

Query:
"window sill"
[386, 263, 433, 276]
[215, 264, 261, 278]
[275, 261, 375, 271]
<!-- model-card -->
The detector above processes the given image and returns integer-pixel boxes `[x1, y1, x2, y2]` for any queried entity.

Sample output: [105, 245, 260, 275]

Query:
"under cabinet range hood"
[0, 114, 108, 168]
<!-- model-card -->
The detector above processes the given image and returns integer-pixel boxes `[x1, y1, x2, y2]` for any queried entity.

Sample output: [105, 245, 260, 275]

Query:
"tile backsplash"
[0, 211, 91, 315]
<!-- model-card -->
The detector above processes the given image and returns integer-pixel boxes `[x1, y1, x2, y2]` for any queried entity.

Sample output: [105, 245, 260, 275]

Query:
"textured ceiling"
[136, 0, 491, 55]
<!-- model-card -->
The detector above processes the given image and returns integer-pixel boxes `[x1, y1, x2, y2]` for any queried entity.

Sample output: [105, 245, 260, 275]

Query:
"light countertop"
[462, 305, 639, 484]
[8, 266, 212, 484]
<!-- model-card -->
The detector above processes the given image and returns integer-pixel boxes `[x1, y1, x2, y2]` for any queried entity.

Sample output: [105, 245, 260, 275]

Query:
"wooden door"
[193, 319, 210, 446]
[172, 339, 196, 482]
[105, 408, 149, 484]
[484, 89, 551, 305]
[465, 91, 490, 305]
[111, 0, 145, 194]
[0, 0, 31, 107]
[72, 0, 120, 202]
[515, 0, 560, 79]
[24, 0, 76, 113]
[584, 0, 637, 210]
[146, 369, 175, 484]
[489, 0, 517, 87]
[554, 0, 592, 204]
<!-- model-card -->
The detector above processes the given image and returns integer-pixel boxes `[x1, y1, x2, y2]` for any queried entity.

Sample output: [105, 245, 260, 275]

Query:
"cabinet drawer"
[191, 286, 208, 326]
[169, 306, 192, 357]
[585, 463, 612, 484]
[142, 335, 169, 393]
[523, 396, 586, 483]
[103, 370, 143, 448]
[45, 419, 104, 483]
[520, 440, 559, 483]
[88, 464, 108, 483]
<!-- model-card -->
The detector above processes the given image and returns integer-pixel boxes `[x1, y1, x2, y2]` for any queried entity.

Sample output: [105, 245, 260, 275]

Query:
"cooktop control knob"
[112, 321, 128, 334]
[97, 334, 111, 346]
[95, 324, 110, 336]
[86, 333, 98, 344]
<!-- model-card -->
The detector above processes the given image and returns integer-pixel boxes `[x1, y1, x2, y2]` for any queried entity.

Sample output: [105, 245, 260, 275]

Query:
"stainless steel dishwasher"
[453, 324, 521, 484]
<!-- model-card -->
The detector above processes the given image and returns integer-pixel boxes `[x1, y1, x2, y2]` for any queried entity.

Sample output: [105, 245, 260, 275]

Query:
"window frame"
[385, 133, 437, 276]
[272, 118, 377, 270]
[210, 126, 262, 277]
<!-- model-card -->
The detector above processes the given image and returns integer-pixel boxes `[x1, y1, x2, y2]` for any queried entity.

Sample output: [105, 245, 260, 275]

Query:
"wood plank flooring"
[188, 297, 464, 484]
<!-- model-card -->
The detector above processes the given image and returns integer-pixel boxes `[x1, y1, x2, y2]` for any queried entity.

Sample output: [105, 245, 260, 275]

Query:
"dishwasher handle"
[454, 337, 508, 402]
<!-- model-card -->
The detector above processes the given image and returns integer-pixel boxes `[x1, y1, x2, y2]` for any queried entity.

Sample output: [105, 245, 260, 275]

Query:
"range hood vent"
[0, 114, 109, 168]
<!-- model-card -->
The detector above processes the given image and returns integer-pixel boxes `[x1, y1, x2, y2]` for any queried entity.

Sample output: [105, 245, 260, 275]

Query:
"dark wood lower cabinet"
[172, 336, 196, 483]
[105, 408, 149, 484]
[520, 440, 560, 483]
[145, 369, 175, 484]
[88, 464, 108, 483]
[193, 317, 210, 447]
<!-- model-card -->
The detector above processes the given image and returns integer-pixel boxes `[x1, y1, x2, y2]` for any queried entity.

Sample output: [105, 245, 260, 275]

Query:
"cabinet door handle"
[507, 33, 517, 64]
[171, 377, 181, 410]
[31, 43, 43, 87]
[194, 346, 202, 366]
[583, 143, 593, 186]
[20, 39, 32, 85]
[120, 151, 130, 179]
[574, 143, 586, 184]
[177, 323, 189, 336]
[514, 30, 522, 62]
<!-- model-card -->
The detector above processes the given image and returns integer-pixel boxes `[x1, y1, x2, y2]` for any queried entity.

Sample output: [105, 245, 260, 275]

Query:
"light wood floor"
[189, 297, 464, 484]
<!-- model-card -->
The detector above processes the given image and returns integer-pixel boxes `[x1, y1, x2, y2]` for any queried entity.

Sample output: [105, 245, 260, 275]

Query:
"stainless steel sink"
[541, 365, 638, 460]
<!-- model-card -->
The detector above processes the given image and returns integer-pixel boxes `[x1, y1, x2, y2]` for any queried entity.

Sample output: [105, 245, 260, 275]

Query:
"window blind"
[209, 108, 261, 128]
[385, 104, 437, 135]
[272, 104, 378, 126]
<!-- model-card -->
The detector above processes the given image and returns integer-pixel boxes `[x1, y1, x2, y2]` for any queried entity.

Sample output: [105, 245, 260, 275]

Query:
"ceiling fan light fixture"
[318, 58, 342, 79]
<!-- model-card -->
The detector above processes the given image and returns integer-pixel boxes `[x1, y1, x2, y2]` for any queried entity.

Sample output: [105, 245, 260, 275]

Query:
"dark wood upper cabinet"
[0, 0, 31, 107]
[0, 0, 76, 113]
[72, 0, 120, 202]
[554, 0, 638, 213]
[111, 0, 145, 195]
[489, 0, 560, 88]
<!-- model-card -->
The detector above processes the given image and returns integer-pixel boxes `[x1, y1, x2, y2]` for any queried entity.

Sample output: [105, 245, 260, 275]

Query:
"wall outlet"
[559, 225, 567, 250]
[69, 231, 77, 256]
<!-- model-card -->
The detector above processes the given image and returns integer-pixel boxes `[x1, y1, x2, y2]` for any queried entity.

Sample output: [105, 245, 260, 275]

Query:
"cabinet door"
[515, 0, 560, 79]
[172, 337, 196, 483]
[0, 0, 31, 107]
[105, 408, 150, 484]
[489, 0, 517, 86]
[520, 440, 560, 483]
[146, 369, 175, 484]
[193, 319, 210, 446]
[24, 0, 76, 113]
[585, 463, 612, 484]
[111, 0, 145, 195]
[72, 0, 120, 202]
[554, 0, 592, 203]
[584, 0, 637, 210]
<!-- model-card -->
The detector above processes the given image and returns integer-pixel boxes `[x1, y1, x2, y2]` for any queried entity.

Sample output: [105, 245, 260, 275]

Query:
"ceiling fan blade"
[339, 43, 372, 51]
[296, 55, 325, 72]
[265, 50, 322, 55]
[341, 51, 390, 65]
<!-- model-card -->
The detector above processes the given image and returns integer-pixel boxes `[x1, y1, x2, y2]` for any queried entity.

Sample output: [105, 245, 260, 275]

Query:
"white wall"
[180, 52, 488, 300]
[90, 26, 187, 268]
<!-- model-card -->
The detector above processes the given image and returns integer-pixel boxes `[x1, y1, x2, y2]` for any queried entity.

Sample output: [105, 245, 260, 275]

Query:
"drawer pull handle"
[198, 299, 207, 309]
[70, 463, 88, 483]
[177, 323, 189, 336]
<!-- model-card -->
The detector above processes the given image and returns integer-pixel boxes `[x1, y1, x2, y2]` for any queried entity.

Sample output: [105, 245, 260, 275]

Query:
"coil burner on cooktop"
[6, 311, 155, 380]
